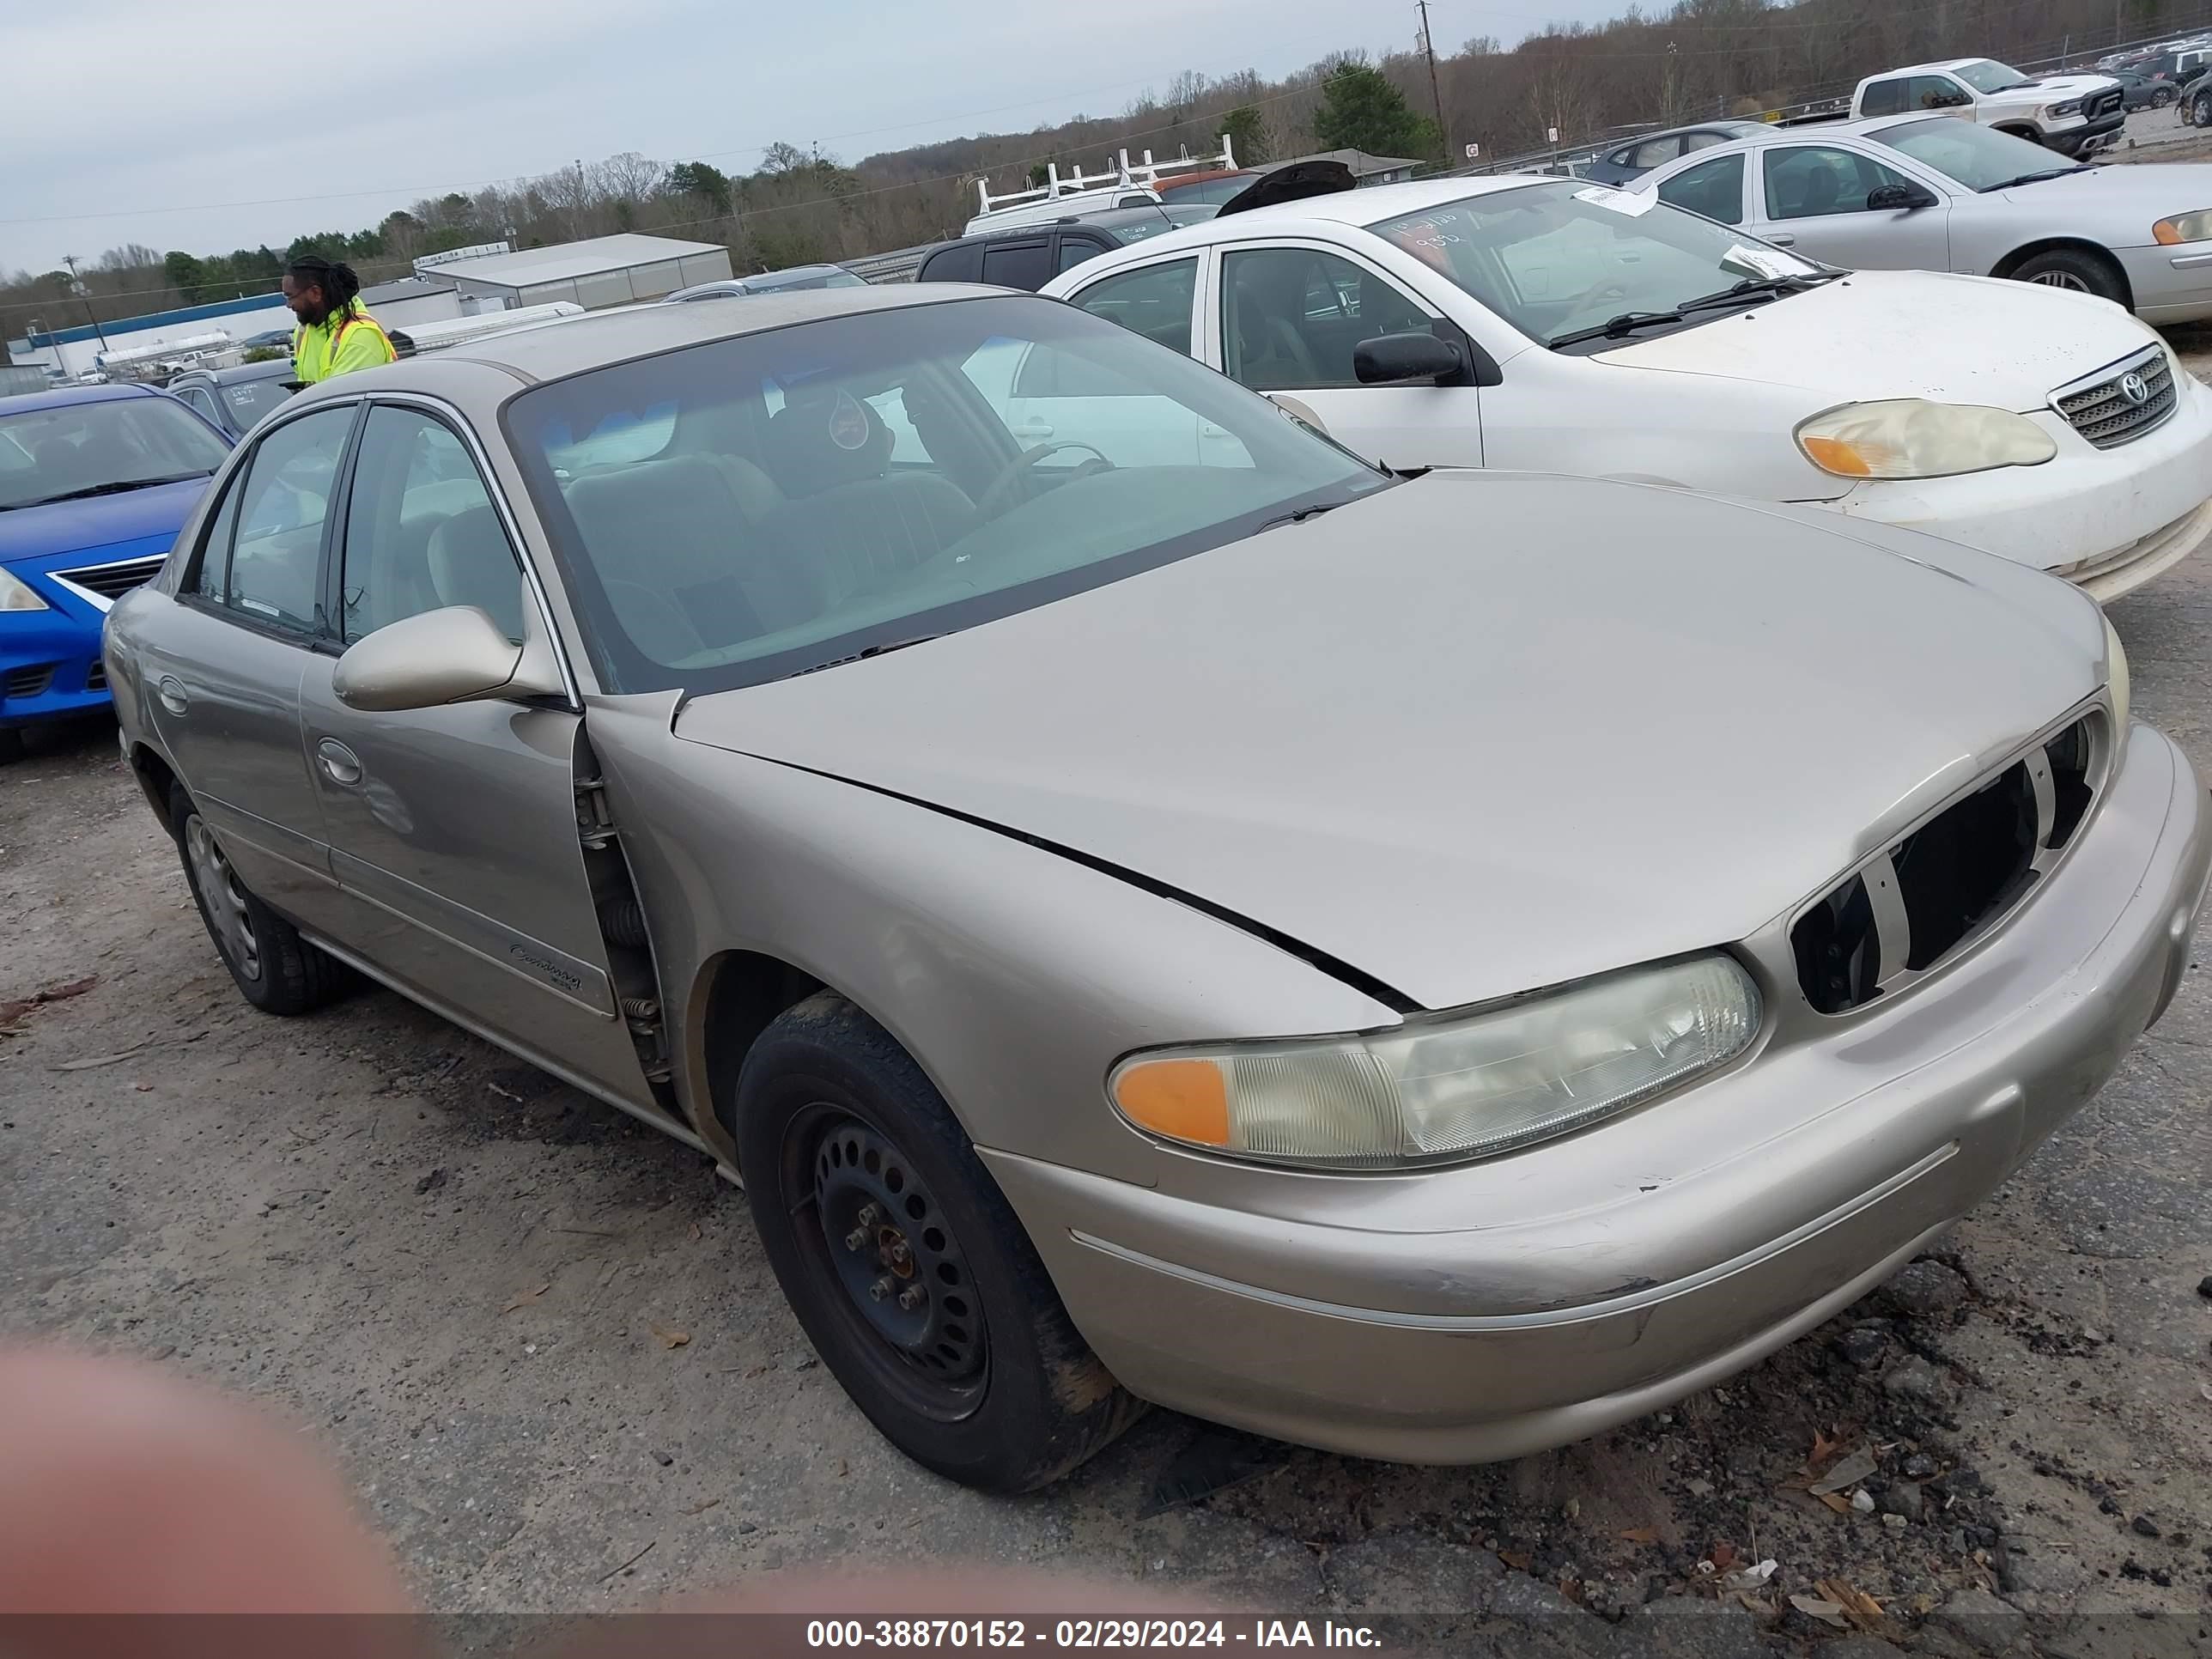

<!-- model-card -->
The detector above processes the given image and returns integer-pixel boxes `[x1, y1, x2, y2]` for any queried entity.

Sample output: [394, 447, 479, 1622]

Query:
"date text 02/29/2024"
[804, 1620, 1384, 1650]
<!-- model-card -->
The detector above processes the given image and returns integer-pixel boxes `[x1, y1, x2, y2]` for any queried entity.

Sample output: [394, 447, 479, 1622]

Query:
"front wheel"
[733, 992, 1143, 1492]
[2154, 85, 2179, 107]
[2012, 247, 2128, 305]
[2193, 89, 2212, 126]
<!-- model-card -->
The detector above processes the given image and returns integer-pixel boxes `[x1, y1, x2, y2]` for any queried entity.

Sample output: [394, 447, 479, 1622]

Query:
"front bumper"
[2047, 109, 2126, 155]
[986, 726, 2210, 1463]
[2117, 240, 2212, 325]
[0, 600, 112, 732]
[1819, 375, 2212, 600]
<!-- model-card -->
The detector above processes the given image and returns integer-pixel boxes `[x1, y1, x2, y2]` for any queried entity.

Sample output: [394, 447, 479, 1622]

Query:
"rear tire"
[2011, 247, 2127, 305]
[169, 783, 347, 1017]
[733, 991, 1143, 1492]
[2193, 88, 2212, 126]
[2154, 85, 2179, 107]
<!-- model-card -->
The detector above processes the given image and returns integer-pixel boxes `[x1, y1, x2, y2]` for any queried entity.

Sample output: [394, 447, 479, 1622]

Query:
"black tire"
[2011, 246, 2128, 305]
[168, 782, 347, 1016]
[0, 727, 22, 767]
[733, 991, 1143, 1492]
[2194, 89, 2212, 127]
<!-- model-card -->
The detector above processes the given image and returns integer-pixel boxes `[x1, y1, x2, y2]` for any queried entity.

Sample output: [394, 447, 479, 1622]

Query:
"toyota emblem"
[2119, 370, 2150, 406]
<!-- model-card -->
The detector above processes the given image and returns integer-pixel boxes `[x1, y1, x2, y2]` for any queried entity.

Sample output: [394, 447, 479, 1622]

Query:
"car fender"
[578, 694, 1401, 1179]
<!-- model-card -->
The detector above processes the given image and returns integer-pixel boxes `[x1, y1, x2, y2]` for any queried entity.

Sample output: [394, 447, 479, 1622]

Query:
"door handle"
[156, 675, 188, 717]
[1012, 420, 1054, 440]
[1766, 233, 1797, 246]
[316, 738, 362, 787]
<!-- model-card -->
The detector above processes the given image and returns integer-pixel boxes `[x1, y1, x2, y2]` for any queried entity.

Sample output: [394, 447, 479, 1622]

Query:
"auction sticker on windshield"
[1723, 244, 1813, 280]
[1572, 185, 1657, 216]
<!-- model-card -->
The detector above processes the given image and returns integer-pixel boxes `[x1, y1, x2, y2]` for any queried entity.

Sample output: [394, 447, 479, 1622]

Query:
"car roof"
[173, 360, 294, 385]
[295, 283, 1000, 396]
[1616, 119, 1766, 144]
[0, 382, 157, 415]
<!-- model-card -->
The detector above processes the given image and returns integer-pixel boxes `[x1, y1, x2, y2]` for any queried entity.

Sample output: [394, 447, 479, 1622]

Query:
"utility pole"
[60, 256, 107, 351]
[1416, 0, 1450, 156]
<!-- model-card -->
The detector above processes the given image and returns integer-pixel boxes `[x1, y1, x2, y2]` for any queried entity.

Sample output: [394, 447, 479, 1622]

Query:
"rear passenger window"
[1055, 235, 1106, 275]
[340, 407, 525, 644]
[1629, 136, 1683, 169]
[1656, 153, 1745, 225]
[223, 406, 354, 634]
[1066, 258, 1199, 356]
[980, 240, 1054, 291]
[1861, 78, 1908, 117]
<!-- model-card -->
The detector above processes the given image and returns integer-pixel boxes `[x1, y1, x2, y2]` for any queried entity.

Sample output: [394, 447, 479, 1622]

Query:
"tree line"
[5, 0, 2203, 345]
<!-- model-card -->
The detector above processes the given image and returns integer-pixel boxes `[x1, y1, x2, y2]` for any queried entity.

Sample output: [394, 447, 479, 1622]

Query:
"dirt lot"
[5, 350, 2212, 1655]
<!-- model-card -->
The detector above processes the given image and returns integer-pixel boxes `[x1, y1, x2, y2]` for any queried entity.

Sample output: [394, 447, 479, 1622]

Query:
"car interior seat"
[425, 505, 528, 643]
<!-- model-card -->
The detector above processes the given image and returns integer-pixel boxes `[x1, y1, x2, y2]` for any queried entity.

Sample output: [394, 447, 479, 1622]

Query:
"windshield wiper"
[1255, 501, 1346, 532]
[14, 471, 213, 508]
[783, 634, 942, 679]
[1979, 164, 2096, 192]
[1547, 310, 1684, 348]
[1676, 270, 1839, 314]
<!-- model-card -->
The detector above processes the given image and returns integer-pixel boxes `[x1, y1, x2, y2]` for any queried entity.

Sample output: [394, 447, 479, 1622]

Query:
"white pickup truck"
[1847, 58, 2126, 156]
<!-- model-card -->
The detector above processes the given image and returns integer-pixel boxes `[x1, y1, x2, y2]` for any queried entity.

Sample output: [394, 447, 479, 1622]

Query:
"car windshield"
[0, 395, 228, 510]
[1870, 117, 2084, 189]
[1954, 58, 2033, 92]
[217, 375, 295, 431]
[1365, 181, 1823, 350]
[505, 295, 1389, 696]
[1098, 205, 1219, 244]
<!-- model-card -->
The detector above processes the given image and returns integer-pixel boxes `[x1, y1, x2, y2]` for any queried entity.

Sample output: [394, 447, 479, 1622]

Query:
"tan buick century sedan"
[102, 288, 2209, 1492]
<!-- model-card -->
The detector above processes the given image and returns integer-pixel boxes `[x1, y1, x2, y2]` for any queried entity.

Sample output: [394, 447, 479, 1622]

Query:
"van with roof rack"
[963, 138, 1240, 234]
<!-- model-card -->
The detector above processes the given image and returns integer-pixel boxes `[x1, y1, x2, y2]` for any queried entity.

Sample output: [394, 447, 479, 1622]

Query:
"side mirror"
[333, 605, 562, 712]
[1868, 182, 1939, 211]
[1267, 392, 1330, 434]
[1353, 331, 1465, 386]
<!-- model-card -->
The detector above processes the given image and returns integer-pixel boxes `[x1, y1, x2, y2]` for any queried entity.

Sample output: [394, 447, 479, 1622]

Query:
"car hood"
[1984, 158, 2212, 216]
[0, 476, 208, 568]
[2015, 73, 2121, 97]
[670, 472, 2103, 1012]
[1595, 269, 2156, 409]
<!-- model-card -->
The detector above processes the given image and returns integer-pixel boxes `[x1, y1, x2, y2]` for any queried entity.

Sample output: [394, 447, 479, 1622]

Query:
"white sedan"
[1035, 175, 2212, 602]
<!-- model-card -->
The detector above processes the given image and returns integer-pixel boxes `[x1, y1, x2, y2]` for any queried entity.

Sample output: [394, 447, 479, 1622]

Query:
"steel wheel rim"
[2029, 270, 2092, 291]
[785, 1104, 988, 1422]
[185, 816, 260, 982]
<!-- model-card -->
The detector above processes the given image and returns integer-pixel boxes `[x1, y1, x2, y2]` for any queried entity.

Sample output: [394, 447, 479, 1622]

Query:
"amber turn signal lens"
[2155, 222, 2185, 246]
[1799, 434, 1875, 476]
[1111, 1058, 1230, 1146]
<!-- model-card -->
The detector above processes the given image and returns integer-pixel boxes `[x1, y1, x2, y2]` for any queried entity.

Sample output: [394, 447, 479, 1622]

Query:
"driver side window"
[1066, 258, 1199, 356]
[1218, 247, 1437, 392]
[1762, 147, 1914, 220]
[340, 406, 526, 645]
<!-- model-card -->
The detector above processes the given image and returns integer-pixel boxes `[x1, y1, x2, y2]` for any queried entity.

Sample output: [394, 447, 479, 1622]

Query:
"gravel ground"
[3, 341, 2212, 1657]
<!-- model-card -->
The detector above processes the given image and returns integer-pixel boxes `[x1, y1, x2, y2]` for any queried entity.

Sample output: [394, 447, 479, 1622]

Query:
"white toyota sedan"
[1036, 175, 2212, 602]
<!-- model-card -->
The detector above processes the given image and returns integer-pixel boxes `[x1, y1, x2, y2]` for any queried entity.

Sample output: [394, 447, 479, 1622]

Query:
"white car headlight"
[1796, 400, 2057, 480]
[1109, 955, 1761, 1169]
[2104, 616, 2130, 732]
[2154, 210, 2212, 244]
[0, 566, 50, 612]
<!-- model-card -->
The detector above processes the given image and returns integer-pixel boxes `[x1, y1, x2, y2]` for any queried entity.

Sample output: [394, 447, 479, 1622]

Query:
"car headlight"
[2047, 99, 2083, 116]
[2154, 209, 2212, 243]
[1109, 955, 1761, 1169]
[2104, 616, 2130, 731]
[1796, 400, 2057, 479]
[0, 566, 50, 612]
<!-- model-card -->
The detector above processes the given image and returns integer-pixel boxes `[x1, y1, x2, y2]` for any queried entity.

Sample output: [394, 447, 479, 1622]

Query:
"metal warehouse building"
[438, 234, 732, 313]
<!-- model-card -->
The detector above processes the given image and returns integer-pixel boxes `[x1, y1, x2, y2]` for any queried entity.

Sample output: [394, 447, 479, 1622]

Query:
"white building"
[433, 234, 733, 313]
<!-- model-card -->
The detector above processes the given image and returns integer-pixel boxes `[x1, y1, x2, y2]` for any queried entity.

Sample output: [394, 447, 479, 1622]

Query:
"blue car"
[0, 384, 230, 763]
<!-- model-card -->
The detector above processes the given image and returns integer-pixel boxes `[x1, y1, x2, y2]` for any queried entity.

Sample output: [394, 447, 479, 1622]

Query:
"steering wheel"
[975, 441, 1115, 518]
[1561, 277, 1632, 322]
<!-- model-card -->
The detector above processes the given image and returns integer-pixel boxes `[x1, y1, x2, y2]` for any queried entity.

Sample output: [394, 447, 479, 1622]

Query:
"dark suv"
[913, 204, 1218, 290]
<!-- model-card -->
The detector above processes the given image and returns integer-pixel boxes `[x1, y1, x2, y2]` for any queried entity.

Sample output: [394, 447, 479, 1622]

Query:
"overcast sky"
[2, 0, 1607, 279]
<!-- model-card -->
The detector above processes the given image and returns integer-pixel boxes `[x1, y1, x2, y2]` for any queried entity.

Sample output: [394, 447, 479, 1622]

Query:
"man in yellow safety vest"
[283, 255, 396, 385]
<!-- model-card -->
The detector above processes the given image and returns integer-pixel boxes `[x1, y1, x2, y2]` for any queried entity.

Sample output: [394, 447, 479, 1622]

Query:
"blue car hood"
[0, 476, 210, 568]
